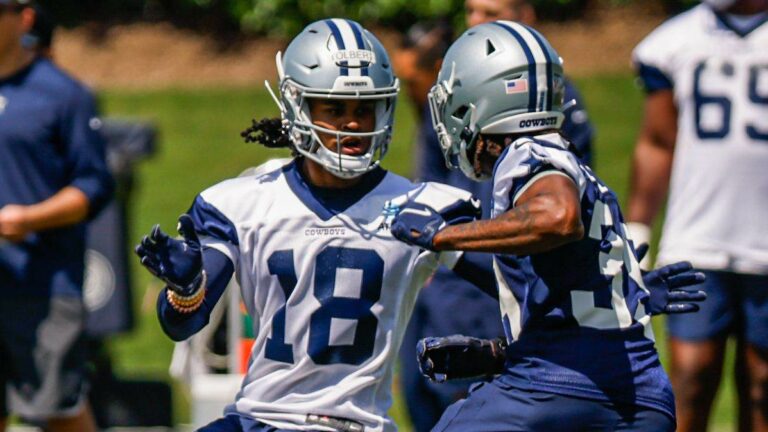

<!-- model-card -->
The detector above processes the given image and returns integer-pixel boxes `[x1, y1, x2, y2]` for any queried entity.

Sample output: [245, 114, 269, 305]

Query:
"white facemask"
[701, 0, 738, 11]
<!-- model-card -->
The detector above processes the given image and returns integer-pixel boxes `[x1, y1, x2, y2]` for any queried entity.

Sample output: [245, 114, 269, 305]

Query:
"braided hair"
[241, 117, 298, 156]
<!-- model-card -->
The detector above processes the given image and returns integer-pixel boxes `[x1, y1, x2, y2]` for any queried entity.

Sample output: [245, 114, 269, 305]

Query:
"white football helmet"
[267, 19, 400, 179]
[428, 21, 566, 181]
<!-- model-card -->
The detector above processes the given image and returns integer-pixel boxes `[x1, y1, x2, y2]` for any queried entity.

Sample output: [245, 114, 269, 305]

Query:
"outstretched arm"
[135, 215, 235, 341]
[433, 174, 584, 254]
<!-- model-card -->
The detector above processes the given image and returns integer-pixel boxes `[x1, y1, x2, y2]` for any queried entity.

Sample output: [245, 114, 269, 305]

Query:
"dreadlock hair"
[241, 117, 298, 156]
[474, 129, 576, 178]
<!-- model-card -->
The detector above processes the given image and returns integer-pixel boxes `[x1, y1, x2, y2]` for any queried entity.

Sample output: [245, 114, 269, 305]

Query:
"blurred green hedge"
[37, 0, 698, 36]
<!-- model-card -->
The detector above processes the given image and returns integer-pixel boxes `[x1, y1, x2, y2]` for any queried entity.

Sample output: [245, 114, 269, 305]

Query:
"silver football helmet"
[428, 21, 566, 181]
[267, 19, 400, 179]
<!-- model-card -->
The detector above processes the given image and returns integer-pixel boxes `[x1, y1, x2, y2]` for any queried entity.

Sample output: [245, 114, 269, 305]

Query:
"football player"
[390, 21, 698, 430]
[627, 0, 768, 430]
[399, 2, 596, 428]
[134, 19, 479, 432]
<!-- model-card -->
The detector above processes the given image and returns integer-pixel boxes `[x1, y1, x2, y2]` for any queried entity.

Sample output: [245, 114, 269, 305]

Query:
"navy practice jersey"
[0, 58, 113, 297]
[490, 133, 674, 419]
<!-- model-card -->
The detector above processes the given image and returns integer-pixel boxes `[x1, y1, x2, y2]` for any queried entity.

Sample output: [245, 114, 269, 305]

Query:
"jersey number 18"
[265, 247, 383, 366]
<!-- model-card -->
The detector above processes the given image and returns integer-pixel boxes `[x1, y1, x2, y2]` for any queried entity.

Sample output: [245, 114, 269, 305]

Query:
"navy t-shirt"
[0, 58, 114, 297]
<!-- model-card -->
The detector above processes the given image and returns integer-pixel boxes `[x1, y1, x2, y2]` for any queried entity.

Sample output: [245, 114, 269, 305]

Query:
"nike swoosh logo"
[399, 207, 433, 218]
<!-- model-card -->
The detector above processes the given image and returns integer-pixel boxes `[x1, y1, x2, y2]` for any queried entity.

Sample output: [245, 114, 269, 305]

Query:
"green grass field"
[100, 73, 737, 430]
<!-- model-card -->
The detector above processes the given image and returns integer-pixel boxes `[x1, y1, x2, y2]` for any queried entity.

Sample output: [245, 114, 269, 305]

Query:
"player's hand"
[643, 261, 707, 315]
[390, 197, 480, 251]
[391, 203, 447, 251]
[0, 204, 32, 243]
[134, 214, 204, 296]
[417, 335, 507, 383]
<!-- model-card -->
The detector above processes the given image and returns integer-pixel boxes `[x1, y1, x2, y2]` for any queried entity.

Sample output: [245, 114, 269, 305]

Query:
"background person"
[0, 1, 114, 431]
[627, 0, 768, 430]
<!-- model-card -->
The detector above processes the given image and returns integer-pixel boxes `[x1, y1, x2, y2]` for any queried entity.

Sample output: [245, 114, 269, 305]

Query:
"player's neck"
[300, 158, 363, 189]
[0, 45, 35, 80]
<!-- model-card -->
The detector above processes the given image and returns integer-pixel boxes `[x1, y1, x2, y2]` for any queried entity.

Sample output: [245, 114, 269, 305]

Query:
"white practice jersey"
[633, 5, 768, 273]
[188, 160, 463, 432]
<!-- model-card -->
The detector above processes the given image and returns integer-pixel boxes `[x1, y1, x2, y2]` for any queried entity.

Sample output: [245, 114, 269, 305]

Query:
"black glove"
[417, 335, 507, 383]
[134, 214, 204, 296]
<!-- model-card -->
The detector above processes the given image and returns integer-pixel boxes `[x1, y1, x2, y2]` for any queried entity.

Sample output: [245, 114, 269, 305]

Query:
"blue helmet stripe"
[346, 20, 369, 77]
[526, 26, 554, 111]
[325, 19, 348, 76]
[493, 22, 537, 112]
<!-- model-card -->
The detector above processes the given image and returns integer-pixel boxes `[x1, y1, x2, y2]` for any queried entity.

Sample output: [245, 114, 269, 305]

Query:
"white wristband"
[626, 222, 652, 271]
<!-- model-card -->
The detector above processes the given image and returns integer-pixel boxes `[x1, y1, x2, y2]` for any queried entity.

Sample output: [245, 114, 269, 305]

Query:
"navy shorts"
[0, 296, 88, 420]
[432, 381, 674, 432]
[666, 271, 768, 348]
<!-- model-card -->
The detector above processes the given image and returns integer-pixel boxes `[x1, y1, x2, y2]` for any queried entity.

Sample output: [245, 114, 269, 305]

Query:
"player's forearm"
[626, 136, 673, 225]
[627, 89, 677, 225]
[452, 252, 498, 299]
[433, 196, 584, 255]
[0, 187, 92, 242]
[157, 248, 234, 341]
[22, 186, 90, 232]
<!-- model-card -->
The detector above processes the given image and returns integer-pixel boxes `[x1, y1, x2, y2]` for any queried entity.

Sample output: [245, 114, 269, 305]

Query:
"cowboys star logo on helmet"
[428, 21, 567, 181]
[265, 19, 400, 179]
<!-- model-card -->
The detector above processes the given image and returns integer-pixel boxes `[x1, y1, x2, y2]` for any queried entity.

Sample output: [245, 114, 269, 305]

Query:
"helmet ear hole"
[452, 105, 470, 120]
[486, 39, 496, 56]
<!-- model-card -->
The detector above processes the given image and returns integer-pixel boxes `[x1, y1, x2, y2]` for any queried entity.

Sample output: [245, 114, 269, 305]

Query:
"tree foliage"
[36, 0, 698, 35]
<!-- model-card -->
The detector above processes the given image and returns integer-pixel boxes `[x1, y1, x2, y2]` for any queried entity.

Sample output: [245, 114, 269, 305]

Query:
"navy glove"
[135, 214, 204, 296]
[390, 197, 480, 251]
[417, 335, 507, 383]
[390, 203, 447, 251]
[643, 261, 707, 315]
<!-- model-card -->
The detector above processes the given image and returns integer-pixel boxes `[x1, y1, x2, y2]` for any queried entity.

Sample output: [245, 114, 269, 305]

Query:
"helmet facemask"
[428, 63, 487, 181]
[285, 79, 397, 179]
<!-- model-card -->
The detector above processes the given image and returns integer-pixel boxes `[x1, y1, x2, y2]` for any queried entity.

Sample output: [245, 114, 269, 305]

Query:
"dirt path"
[53, 2, 667, 89]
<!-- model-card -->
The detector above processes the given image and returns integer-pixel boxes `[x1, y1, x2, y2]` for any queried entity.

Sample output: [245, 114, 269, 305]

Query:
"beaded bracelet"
[167, 271, 207, 313]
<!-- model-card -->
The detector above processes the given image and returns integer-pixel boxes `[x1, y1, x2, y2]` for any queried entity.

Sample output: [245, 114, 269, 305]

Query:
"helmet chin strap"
[701, 0, 738, 11]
